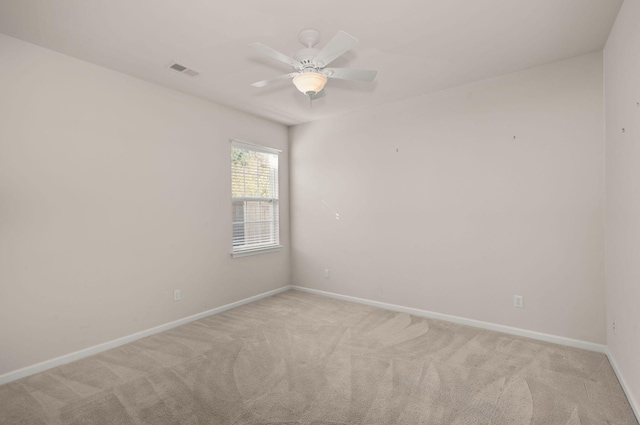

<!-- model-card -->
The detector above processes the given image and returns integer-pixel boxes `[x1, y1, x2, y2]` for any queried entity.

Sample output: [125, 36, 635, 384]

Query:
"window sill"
[231, 245, 283, 258]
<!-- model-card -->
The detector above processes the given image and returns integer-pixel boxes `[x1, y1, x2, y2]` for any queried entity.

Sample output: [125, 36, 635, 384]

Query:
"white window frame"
[230, 139, 282, 258]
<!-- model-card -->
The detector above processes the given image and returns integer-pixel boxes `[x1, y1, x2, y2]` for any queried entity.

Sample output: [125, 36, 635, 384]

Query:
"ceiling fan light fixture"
[251, 30, 378, 99]
[292, 72, 327, 95]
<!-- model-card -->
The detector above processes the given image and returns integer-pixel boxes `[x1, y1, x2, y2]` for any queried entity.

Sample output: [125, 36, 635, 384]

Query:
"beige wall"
[0, 28, 619, 385]
[605, 0, 640, 413]
[290, 52, 605, 344]
[0, 34, 290, 375]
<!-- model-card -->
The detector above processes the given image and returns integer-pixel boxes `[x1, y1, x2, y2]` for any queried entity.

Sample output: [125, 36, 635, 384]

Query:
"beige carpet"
[0, 290, 637, 424]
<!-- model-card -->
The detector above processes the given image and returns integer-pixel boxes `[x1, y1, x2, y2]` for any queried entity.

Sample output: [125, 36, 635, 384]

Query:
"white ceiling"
[0, 0, 623, 126]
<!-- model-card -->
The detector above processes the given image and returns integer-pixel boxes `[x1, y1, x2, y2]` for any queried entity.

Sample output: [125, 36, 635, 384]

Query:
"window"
[231, 140, 281, 257]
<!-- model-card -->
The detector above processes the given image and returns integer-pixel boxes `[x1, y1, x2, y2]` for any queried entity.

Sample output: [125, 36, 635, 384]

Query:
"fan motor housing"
[294, 48, 320, 69]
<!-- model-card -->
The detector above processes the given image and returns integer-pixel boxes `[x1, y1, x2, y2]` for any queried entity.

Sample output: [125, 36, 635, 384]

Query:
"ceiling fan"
[250, 29, 378, 100]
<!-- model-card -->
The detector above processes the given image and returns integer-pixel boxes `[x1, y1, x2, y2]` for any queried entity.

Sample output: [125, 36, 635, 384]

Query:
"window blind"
[231, 141, 280, 254]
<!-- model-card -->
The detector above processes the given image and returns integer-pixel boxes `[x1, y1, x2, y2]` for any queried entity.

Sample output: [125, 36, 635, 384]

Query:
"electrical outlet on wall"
[513, 295, 523, 308]
[613, 320, 616, 335]
[324, 269, 330, 278]
[174, 289, 181, 302]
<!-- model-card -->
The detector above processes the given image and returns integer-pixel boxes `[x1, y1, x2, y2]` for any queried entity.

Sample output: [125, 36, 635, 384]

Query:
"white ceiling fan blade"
[324, 68, 378, 83]
[250, 43, 302, 69]
[251, 72, 300, 88]
[312, 31, 358, 67]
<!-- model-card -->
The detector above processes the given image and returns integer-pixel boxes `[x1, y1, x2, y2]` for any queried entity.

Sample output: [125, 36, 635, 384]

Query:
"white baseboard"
[0, 284, 613, 387]
[606, 349, 640, 422]
[291, 286, 607, 353]
[0, 285, 292, 386]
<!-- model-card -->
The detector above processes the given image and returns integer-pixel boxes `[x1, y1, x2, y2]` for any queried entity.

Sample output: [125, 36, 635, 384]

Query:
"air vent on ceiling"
[169, 62, 200, 77]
